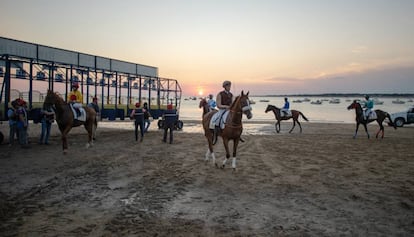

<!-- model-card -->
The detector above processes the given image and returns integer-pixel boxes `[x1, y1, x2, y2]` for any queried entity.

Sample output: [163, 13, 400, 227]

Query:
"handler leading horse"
[347, 100, 396, 139]
[43, 90, 97, 154]
[265, 104, 309, 133]
[202, 91, 252, 171]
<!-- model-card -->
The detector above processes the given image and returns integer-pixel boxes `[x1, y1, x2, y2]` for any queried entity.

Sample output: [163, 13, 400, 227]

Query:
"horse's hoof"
[215, 163, 219, 168]
[232, 168, 236, 172]
[63, 149, 68, 155]
[221, 165, 225, 169]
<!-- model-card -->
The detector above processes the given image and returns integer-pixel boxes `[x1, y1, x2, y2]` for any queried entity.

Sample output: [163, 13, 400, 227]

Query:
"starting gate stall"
[0, 36, 182, 142]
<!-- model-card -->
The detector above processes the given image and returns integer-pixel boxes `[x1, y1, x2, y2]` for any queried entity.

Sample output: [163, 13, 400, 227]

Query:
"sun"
[197, 87, 203, 96]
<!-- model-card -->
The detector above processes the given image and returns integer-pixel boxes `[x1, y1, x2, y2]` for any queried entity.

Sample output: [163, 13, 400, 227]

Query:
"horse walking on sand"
[199, 98, 212, 117]
[202, 91, 252, 171]
[347, 100, 396, 139]
[43, 90, 97, 154]
[265, 104, 309, 133]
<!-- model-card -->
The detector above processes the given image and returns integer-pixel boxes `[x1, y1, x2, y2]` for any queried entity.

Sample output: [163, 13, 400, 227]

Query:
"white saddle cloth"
[209, 110, 229, 129]
[70, 104, 86, 122]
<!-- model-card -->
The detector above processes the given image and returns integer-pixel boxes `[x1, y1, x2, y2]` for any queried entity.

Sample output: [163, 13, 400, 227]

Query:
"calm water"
[179, 96, 413, 124]
[99, 96, 413, 135]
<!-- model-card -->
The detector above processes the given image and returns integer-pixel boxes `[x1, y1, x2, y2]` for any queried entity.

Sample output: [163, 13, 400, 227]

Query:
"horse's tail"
[386, 112, 397, 130]
[299, 112, 309, 121]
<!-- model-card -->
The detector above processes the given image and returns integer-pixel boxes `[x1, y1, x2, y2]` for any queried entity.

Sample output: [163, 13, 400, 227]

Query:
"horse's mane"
[46, 90, 66, 105]
[268, 104, 280, 110]
[229, 95, 241, 111]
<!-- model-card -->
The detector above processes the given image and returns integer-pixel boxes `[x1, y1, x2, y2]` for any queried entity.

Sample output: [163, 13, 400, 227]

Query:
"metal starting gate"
[0, 36, 182, 124]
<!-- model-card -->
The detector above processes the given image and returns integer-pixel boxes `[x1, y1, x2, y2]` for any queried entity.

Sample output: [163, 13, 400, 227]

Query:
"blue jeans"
[39, 120, 52, 144]
[144, 119, 151, 132]
[9, 123, 17, 145]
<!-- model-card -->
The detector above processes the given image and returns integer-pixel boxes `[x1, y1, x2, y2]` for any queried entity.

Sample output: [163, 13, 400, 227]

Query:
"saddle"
[280, 110, 292, 118]
[365, 110, 377, 120]
[70, 104, 86, 121]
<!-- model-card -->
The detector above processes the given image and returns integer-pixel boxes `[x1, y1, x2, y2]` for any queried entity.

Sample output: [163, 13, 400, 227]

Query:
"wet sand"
[0, 121, 413, 236]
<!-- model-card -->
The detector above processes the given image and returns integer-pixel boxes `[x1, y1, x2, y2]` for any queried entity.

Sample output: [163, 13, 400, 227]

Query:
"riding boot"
[212, 126, 219, 145]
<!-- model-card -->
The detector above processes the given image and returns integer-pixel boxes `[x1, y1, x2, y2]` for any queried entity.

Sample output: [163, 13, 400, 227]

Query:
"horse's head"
[199, 98, 207, 108]
[239, 90, 253, 119]
[265, 104, 274, 113]
[43, 90, 63, 109]
[347, 100, 361, 110]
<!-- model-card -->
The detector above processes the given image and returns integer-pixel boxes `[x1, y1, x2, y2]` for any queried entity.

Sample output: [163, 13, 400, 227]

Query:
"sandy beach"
[0, 121, 413, 236]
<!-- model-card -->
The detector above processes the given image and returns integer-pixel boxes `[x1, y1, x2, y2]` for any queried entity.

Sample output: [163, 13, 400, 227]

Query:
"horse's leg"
[205, 134, 217, 167]
[84, 122, 93, 148]
[61, 126, 72, 154]
[363, 123, 370, 139]
[297, 120, 302, 133]
[276, 121, 281, 133]
[289, 119, 296, 133]
[221, 138, 230, 169]
[376, 120, 384, 139]
[232, 138, 240, 171]
[353, 123, 360, 139]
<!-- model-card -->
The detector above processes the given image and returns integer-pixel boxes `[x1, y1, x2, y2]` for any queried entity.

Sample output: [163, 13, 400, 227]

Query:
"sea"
[99, 96, 414, 135]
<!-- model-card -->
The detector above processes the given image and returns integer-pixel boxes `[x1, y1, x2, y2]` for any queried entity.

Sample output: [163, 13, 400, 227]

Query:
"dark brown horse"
[265, 104, 309, 133]
[347, 100, 396, 139]
[202, 91, 252, 171]
[43, 90, 97, 154]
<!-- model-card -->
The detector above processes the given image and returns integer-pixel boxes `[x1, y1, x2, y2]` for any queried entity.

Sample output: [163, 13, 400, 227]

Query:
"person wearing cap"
[68, 82, 83, 103]
[15, 98, 30, 148]
[39, 104, 55, 145]
[209, 80, 233, 140]
[68, 82, 83, 118]
[207, 94, 217, 111]
[130, 102, 145, 142]
[363, 95, 374, 120]
[281, 97, 290, 117]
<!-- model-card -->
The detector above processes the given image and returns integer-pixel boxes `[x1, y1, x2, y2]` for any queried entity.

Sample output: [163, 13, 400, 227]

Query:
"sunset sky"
[1, 0, 413, 96]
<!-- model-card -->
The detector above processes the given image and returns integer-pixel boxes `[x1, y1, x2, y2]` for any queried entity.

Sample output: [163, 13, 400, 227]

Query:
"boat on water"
[329, 98, 341, 104]
[259, 99, 270, 102]
[373, 98, 384, 105]
[292, 99, 302, 103]
[392, 99, 405, 104]
[302, 98, 311, 102]
[311, 100, 322, 105]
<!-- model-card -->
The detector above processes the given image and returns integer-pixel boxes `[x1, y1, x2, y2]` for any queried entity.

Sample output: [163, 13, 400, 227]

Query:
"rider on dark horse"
[281, 97, 290, 117]
[363, 95, 374, 121]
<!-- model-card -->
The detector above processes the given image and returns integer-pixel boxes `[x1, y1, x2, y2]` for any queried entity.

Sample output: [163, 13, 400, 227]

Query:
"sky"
[1, 0, 414, 96]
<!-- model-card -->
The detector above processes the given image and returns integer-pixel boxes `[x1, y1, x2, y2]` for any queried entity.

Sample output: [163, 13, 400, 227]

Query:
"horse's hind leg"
[289, 120, 296, 133]
[376, 121, 385, 139]
[297, 120, 302, 133]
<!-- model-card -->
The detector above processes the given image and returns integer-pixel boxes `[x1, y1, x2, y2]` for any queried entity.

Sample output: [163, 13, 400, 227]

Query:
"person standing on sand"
[130, 102, 145, 142]
[7, 99, 19, 146]
[39, 105, 55, 145]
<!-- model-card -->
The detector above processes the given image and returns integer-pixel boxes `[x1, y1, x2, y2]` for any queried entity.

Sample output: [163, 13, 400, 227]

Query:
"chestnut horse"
[265, 104, 309, 133]
[199, 98, 211, 117]
[202, 91, 252, 171]
[43, 90, 97, 154]
[347, 100, 396, 139]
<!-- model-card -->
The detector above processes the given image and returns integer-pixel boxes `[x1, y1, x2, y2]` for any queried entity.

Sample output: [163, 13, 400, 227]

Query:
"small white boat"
[329, 98, 341, 104]
[259, 99, 270, 102]
[302, 98, 311, 102]
[311, 100, 322, 105]
[392, 99, 405, 104]
[373, 98, 384, 105]
[292, 99, 302, 103]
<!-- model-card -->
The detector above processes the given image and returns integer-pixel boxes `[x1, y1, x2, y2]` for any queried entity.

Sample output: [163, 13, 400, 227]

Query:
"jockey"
[281, 97, 290, 117]
[207, 94, 217, 111]
[209, 80, 233, 140]
[68, 82, 83, 104]
[363, 95, 374, 120]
